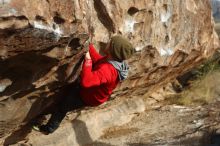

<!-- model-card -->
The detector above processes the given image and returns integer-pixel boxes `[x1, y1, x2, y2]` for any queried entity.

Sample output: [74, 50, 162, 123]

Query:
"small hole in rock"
[148, 10, 153, 14]
[127, 7, 139, 16]
[69, 38, 81, 50]
[35, 15, 46, 22]
[165, 35, 169, 43]
[17, 16, 28, 20]
[53, 13, 65, 24]
[163, 4, 168, 11]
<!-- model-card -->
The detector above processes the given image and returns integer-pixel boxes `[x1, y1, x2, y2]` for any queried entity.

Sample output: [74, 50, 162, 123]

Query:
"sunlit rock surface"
[0, 0, 219, 145]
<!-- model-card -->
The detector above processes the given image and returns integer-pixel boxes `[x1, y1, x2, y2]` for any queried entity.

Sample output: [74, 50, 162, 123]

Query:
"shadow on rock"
[72, 119, 115, 146]
[0, 52, 58, 99]
[2, 83, 75, 145]
[3, 122, 32, 146]
[72, 119, 93, 145]
[85, 142, 115, 146]
[128, 135, 210, 146]
[171, 137, 208, 146]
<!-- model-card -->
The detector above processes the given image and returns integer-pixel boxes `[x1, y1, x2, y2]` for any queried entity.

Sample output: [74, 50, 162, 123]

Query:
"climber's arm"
[89, 44, 103, 64]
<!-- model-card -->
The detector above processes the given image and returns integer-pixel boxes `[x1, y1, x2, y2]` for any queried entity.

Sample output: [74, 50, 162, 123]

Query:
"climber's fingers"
[85, 52, 91, 60]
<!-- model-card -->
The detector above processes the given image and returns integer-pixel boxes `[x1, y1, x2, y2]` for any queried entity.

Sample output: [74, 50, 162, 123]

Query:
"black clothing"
[40, 85, 86, 134]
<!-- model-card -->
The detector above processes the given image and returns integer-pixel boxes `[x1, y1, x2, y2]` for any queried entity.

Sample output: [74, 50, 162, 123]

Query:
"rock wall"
[0, 0, 218, 140]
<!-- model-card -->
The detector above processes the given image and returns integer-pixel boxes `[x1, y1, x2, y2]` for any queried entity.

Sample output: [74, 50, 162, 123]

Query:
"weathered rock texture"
[0, 0, 218, 144]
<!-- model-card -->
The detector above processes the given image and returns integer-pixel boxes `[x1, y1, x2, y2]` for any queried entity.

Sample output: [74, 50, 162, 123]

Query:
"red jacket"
[80, 44, 119, 106]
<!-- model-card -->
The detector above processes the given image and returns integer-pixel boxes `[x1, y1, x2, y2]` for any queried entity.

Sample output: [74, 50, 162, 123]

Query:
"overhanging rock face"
[0, 0, 218, 140]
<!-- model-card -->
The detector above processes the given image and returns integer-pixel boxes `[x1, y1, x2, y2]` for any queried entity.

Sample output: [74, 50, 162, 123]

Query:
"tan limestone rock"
[0, 0, 218, 144]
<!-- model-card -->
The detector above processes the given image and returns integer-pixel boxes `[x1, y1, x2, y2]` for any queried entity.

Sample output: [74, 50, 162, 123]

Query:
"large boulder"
[0, 0, 218, 141]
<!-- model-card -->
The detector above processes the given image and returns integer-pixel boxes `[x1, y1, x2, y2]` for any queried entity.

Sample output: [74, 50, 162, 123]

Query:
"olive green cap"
[110, 35, 135, 61]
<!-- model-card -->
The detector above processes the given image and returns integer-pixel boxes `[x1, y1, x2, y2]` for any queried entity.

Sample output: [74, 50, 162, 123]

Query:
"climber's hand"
[85, 52, 91, 60]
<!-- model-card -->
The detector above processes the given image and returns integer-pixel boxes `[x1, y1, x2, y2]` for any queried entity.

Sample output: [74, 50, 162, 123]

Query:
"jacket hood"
[108, 60, 129, 81]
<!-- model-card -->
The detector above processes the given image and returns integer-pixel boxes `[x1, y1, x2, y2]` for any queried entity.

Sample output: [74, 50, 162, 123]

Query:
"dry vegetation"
[168, 52, 220, 105]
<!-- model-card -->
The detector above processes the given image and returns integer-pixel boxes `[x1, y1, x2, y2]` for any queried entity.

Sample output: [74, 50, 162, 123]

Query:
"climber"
[33, 35, 135, 134]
